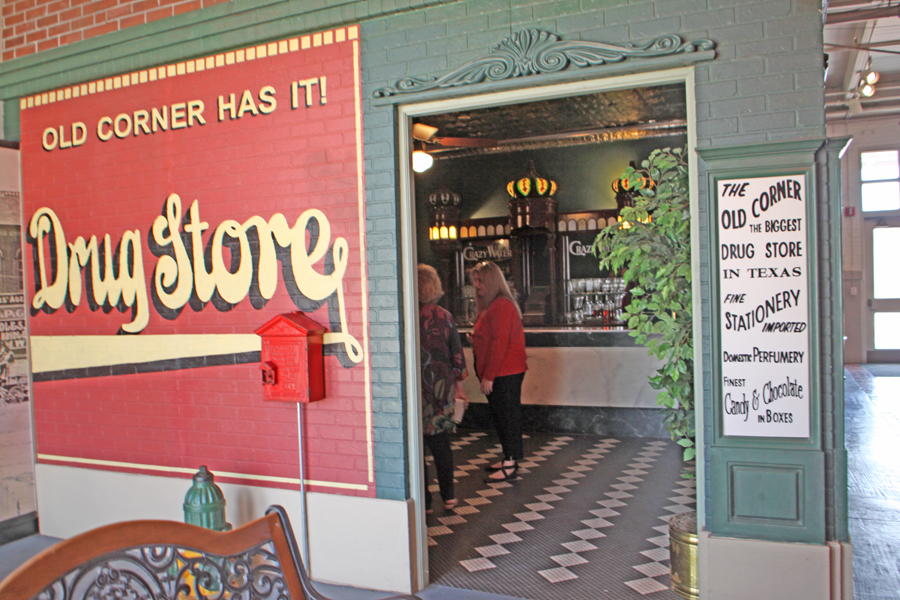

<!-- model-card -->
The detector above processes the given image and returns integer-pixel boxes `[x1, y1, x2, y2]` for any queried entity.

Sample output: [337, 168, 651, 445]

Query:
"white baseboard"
[35, 464, 415, 593]
[699, 531, 853, 600]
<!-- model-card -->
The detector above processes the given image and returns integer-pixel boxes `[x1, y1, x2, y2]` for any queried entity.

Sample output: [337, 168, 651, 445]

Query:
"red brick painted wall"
[2, 0, 223, 61]
[21, 27, 375, 496]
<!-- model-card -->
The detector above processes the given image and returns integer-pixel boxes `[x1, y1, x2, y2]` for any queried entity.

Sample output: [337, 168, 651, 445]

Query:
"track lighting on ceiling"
[862, 68, 880, 85]
[862, 57, 880, 84]
[857, 57, 879, 98]
[858, 81, 876, 97]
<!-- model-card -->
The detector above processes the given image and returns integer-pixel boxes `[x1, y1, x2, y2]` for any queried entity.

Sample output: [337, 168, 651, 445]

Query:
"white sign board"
[718, 175, 810, 438]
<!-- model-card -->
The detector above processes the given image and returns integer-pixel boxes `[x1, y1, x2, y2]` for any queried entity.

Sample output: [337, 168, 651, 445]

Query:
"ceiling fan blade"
[412, 123, 439, 141]
[434, 137, 498, 148]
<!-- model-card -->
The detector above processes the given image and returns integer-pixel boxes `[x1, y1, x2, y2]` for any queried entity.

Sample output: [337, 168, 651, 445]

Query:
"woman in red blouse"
[470, 261, 527, 482]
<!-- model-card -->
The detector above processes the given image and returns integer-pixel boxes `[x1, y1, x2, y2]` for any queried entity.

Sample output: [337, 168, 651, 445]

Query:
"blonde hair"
[470, 261, 521, 318]
[417, 264, 444, 304]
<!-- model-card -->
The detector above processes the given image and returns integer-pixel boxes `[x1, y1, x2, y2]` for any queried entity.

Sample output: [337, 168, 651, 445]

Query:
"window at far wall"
[861, 150, 900, 212]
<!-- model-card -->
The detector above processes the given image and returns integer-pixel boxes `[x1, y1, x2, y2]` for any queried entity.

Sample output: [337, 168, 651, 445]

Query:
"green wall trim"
[700, 138, 836, 545]
[700, 138, 825, 452]
[697, 138, 826, 165]
[710, 447, 825, 544]
[820, 137, 851, 543]
[0, 0, 463, 139]
[731, 465, 801, 523]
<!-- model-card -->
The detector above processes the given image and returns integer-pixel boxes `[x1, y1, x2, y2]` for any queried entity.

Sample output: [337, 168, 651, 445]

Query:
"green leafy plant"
[592, 147, 695, 465]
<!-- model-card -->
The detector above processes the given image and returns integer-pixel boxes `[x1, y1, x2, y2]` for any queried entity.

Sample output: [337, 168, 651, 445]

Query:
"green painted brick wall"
[357, 0, 828, 510]
[0, 0, 831, 507]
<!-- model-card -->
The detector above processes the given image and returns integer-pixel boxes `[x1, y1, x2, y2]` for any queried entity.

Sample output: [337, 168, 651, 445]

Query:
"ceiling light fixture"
[854, 57, 879, 100]
[862, 57, 880, 85]
[862, 68, 880, 85]
[411, 124, 437, 173]
[412, 147, 433, 173]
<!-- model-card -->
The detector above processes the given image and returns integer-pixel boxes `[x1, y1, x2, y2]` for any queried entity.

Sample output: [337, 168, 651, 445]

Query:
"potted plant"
[592, 146, 695, 465]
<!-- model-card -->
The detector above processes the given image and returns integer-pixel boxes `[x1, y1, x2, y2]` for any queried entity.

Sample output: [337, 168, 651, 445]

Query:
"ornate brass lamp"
[428, 185, 461, 256]
[612, 161, 654, 228]
[506, 161, 558, 325]
[426, 185, 461, 314]
[507, 160, 558, 232]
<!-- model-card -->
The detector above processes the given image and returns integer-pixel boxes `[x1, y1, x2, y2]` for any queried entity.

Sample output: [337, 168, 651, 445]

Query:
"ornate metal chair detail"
[0, 505, 421, 600]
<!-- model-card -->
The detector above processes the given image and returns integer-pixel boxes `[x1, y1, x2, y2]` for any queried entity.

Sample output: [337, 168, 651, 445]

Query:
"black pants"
[423, 431, 454, 509]
[486, 372, 525, 461]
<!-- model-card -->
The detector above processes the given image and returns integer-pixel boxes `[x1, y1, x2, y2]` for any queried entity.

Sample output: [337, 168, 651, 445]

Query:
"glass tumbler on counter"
[573, 294, 585, 323]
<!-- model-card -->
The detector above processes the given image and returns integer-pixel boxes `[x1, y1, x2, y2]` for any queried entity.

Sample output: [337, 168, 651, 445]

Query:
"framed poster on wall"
[716, 175, 811, 438]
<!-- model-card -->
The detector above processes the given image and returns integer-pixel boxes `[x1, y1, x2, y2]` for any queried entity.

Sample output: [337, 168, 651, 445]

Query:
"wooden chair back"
[0, 505, 307, 600]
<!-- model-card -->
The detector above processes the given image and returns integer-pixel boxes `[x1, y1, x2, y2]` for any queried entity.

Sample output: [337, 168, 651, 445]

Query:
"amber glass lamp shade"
[428, 186, 461, 247]
[507, 160, 557, 199]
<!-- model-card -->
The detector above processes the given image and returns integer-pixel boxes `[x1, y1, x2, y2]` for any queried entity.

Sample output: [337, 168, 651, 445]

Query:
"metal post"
[297, 403, 311, 571]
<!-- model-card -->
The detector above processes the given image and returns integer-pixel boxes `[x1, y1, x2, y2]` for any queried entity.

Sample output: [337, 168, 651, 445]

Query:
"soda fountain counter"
[458, 327, 663, 417]
[449, 216, 664, 427]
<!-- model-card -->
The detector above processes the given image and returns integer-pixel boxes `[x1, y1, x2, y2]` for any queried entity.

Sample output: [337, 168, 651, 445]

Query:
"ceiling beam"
[826, 0, 884, 9]
[826, 43, 900, 55]
[825, 6, 900, 24]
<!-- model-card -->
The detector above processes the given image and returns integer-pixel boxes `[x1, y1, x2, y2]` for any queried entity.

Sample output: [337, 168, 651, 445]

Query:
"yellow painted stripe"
[21, 27, 355, 110]
[30, 332, 351, 374]
[37, 455, 368, 491]
[30, 334, 261, 374]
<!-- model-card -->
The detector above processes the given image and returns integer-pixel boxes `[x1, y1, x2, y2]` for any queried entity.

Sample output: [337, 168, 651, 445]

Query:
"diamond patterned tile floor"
[426, 430, 695, 600]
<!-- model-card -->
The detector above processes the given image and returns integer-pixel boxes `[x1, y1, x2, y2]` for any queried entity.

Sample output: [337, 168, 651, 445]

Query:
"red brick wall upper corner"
[2, 0, 220, 59]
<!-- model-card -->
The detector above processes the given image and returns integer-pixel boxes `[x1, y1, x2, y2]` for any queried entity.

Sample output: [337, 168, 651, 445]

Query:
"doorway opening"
[399, 68, 704, 598]
[861, 149, 900, 361]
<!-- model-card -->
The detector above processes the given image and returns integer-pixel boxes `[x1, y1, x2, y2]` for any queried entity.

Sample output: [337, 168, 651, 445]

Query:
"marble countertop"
[459, 327, 644, 347]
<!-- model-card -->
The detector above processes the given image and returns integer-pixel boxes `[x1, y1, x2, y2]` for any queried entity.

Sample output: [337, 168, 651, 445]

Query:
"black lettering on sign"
[765, 241, 803, 258]
[750, 179, 802, 217]
[762, 377, 804, 403]
[761, 322, 807, 333]
[721, 209, 747, 229]
[765, 410, 794, 423]
[723, 393, 749, 422]
[748, 267, 802, 278]
[721, 244, 754, 260]
[752, 348, 805, 363]
[721, 183, 749, 197]
[724, 289, 802, 331]
[764, 218, 802, 233]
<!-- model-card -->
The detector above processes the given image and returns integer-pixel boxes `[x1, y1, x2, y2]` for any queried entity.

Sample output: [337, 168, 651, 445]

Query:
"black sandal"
[485, 459, 517, 472]
[484, 463, 518, 482]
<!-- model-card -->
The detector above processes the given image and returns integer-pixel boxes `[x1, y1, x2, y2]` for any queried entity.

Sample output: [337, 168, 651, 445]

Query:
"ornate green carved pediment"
[373, 29, 715, 98]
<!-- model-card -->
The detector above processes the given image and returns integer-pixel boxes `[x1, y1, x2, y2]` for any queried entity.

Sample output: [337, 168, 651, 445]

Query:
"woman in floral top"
[418, 264, 468, 513]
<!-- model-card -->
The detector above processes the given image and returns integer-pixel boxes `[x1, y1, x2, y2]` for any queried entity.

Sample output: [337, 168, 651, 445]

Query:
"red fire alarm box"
[254, 312, 326, 403]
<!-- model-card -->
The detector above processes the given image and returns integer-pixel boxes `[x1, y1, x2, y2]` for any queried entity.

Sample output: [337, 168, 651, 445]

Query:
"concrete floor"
[0, 402, 36, 519]
[844, 365, 900, 600]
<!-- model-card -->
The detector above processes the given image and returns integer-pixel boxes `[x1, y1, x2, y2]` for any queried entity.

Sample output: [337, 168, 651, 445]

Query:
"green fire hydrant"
[183, 466, 232, 531]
